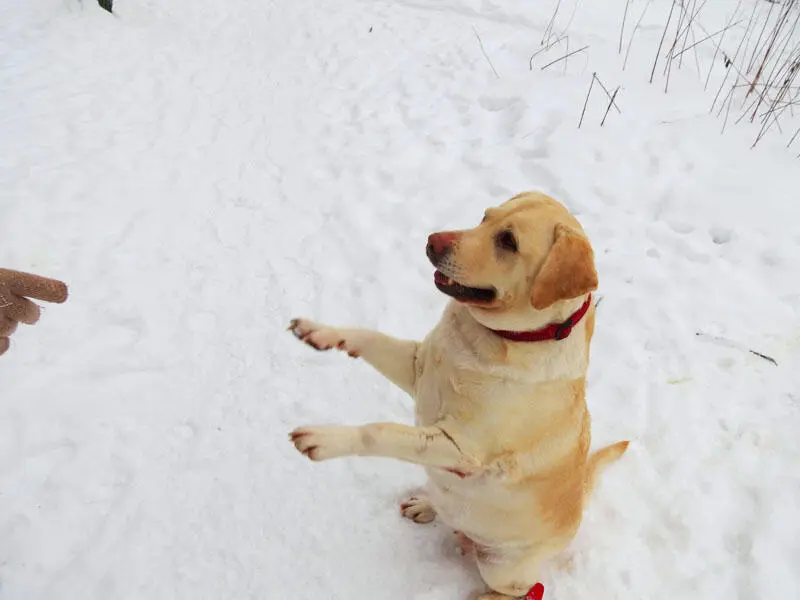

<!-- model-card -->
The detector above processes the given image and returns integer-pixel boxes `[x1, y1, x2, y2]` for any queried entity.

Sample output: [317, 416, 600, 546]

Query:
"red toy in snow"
[525, 583, 545, 600]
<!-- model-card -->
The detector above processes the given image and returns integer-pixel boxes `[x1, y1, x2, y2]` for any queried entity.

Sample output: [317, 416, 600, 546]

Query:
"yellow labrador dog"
[289, 191, 628, 599]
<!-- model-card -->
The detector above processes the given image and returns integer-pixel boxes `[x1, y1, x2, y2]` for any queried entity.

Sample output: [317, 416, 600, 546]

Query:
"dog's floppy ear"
[530, 224, 598, 310]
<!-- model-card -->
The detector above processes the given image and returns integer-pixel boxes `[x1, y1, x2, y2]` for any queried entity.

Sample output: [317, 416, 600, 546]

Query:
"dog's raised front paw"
[288, 318, 360, 357]
[289, 425, 361, 461]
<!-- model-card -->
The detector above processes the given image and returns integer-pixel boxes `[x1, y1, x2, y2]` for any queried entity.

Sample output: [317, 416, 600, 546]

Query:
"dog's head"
[426, 192, 597, 328]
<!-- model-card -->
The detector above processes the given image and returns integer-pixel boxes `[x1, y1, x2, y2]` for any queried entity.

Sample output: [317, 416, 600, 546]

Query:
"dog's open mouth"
[434, 271, 496, 303]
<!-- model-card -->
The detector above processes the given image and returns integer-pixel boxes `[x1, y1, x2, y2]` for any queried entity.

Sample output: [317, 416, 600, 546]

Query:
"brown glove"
[0, 268, 68, 356]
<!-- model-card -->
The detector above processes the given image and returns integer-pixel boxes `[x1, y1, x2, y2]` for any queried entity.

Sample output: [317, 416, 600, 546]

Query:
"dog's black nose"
[426, 232, 457, 265]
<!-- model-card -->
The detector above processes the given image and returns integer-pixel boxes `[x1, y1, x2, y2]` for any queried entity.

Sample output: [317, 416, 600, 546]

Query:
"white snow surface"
[2, 0, 800, 598]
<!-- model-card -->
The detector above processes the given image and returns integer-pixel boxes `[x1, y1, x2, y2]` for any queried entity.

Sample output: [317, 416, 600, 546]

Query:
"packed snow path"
[1, 1, 799, 598]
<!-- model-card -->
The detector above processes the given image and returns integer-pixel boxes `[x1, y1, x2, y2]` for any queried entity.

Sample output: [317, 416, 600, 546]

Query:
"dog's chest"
[413, 342, 460, 426]
[411, 310, 589, 428]
[412, 328, 528, 427]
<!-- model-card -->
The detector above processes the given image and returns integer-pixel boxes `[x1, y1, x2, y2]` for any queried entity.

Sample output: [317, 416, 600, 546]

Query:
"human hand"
[0, 268, 68, 356]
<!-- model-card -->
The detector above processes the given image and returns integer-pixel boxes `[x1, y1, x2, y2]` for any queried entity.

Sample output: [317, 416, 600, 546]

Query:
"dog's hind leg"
[400, 495, 436, 524]
[474, 546, 548, 600]
[289, 318, 419, 394]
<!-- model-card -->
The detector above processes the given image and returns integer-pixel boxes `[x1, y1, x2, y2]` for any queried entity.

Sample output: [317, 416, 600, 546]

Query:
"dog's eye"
[496, 230, 518, 253]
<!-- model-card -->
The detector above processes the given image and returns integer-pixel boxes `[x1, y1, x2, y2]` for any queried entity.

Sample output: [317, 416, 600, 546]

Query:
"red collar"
[489, 295, 592, 342]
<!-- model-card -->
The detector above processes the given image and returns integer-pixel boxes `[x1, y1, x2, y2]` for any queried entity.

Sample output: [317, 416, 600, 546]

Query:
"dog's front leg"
[289, 318, 418, 395]
[289, 422, 480, 477]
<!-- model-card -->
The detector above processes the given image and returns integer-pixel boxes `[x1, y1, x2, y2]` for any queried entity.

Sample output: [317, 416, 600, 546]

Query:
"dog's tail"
[585, 440, 629, 498]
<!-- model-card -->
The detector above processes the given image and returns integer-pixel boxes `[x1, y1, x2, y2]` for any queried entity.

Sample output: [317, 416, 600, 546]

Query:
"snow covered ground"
[1, 0, 799, 598]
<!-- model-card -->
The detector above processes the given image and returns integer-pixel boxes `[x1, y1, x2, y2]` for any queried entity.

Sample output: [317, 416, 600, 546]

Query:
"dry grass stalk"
[601, 86, 621, 126]
[473, 26, 500, 79]
[578, 73, 596, 129]
[747, 0, 798, 97]
[540, 45, 589, 70]
[651, 0, 678, 84]
[624, 0, 654, 71]
[706, 0, 744, 90]
[619, 0, 632, 54]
